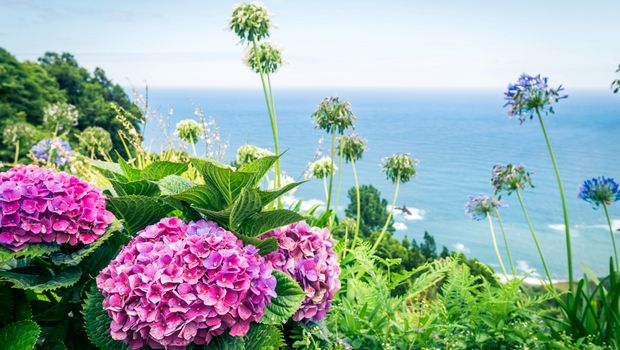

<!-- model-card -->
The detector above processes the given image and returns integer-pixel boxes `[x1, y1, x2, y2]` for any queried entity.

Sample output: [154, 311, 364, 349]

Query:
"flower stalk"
[494, 207, 517, 276]
[486, 212, 508, 277]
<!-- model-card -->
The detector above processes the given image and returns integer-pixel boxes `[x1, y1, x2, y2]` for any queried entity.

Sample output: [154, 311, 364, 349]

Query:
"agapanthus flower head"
[337, 339, 353, 350]
[30, 138, 73, 166]
[504, 73, 567, 123]
[308, 157, 336, 179]
[244, 42, 283, 74]
[236, 144, 274, 166]
[175, 119, 202, 144]
[382, 153, 418, 184]
[578, 176, 620, 208]
[311, 97, 356, 135]
[339, 134, 367, 163]
[229, 3, 271, 42]
[78, 126, 113, 156]
[2, 122, 38, 149]
[491, 164, 533, 194]
[97, 218, 276, 349]
[262, 221, 341, 322]
[43, 102, 79, 131]
[0, 165, 113, 251]
[465, 195, 505, 221]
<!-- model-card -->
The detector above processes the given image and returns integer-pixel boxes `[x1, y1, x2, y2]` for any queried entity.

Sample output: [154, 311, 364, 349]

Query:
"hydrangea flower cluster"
[236, 144, 274, 166]
[491, 164, 533, 194]
[465, 195, 505, 221]
[97, 218, 276, 349]
[30, 138, 73, 166]
[383, 153, 418, 183]
[579, 177, 620, 208]
[339, 134, 367, 162]
[0, 165, 113, 251]
[307, 157, 336, 179]
[229, 3, 271, 42]
[175, 120, 203, 144]
[311, 97, 356, 135]
[504, 73, 567, 123]
[244, 42, 283, 74]
[262, 222, 340, 322]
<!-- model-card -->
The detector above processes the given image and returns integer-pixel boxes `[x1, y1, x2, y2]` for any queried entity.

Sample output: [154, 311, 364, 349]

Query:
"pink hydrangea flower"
[97, 218, 276, 350]
[0, 165, 113, 251]
[262, 221, 341, 322]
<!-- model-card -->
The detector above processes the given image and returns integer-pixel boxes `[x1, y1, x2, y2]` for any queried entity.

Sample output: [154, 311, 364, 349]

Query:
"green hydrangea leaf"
[0, 244, 60, 266]
[244, 323, 285, 350]
[191, 158, 254, 205]
[80, 231, 130, 278]
[82, 284, 129, 350]
[237, 155, 279, 186]
[50, 221, 121, 266]
[194, 207, 232, 228]
[230, 188, 262, 230]
[0, 266, 81, 292]
[257, 181, 305, 206]
[158, 175, 195, 195]
[171, 185, 225, 211]
[261, 270, 305, 325]
[240, 210, 305, 237]
[236, 235, 278, 255]
[140, 161, 189, 181]
[107, 195, 172, 235]
[0, 320, 40, 350]
[90, 160, 127, 182]
[191, 333, 245, 350]
[109, 179, 160, 197]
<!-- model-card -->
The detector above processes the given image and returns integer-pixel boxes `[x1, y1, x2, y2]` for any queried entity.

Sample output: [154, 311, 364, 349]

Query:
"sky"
[2, 0, 619, 88]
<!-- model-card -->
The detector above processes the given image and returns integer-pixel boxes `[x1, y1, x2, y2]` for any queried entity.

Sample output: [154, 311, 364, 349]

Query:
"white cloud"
[452, 242, 470, 254]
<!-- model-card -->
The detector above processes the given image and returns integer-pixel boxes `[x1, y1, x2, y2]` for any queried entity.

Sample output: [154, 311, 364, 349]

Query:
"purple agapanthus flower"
[465, 195, 505, 221]
[504, 73, 567, 123]
[96, 218, 276, 350]
[579, 177, 620, 208]
[262, 221, 341, 322]
[30, 138, 72, 166]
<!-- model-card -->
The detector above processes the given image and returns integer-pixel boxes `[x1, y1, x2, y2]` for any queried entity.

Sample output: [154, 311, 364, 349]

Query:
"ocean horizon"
[139, 87, 620, 280]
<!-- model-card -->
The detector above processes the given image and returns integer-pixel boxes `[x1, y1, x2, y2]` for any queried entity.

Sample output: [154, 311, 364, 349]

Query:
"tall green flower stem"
[602, 203, 619, 269]
[13, 141, 19, 166]
[372, 172, 400, 252]
[322, 177, 329, 203]
[486, 213, 508, 278]
[536, 108, 572, 290]
[516, 189, 554, 289]
[494, 207, 517, 276]
[252, 39, 281, 193]
[350, 157, 362, 248]
[334, 141, 345, 215]
[326, 131, 336, 214]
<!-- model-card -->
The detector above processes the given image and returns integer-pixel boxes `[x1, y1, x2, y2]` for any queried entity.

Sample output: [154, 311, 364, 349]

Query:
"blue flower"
[30, 138, 72, 166]
[579, 177, 620, 208]
[504, 73, 567, 123]
[491, 164, 534, 195]
[465, 195, 505, 221]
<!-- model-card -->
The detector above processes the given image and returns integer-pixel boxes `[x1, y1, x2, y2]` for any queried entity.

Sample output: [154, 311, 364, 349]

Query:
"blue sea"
[141, 88, 620, 280]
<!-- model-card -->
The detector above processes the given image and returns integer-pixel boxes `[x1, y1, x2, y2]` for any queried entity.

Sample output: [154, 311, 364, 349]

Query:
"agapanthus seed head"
[2, 122, 38, 149]
[0, 165, 114, 251]
[97, 218, 276, 349]
[504, 73, 567, 123]
[262, 221, 341, 322]
[308, 157, 336, 179]
[382, 153, 418, 184]
[311, 97, 356, 135]
[43, 102, 79, 131]
[30, 138, 73, 166]
[236, 144, 274, 166]
[339, 134, 367, 163]
[465, 195, 505, 221]
[78, 126, 113, 156]
[244, 42, 282, 74]
[491, 164, 533, 194]
[578, 176, 620, 208]
[175, 119, 202, 144]
[229, 3, 271, 43]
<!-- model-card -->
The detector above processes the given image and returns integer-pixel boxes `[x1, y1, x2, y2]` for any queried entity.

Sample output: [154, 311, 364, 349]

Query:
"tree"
[345, 184, 394, 237]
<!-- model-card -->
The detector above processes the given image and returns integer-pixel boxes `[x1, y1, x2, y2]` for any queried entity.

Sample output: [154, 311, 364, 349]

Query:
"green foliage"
[244, 323, 285, 350]
[0, 320, 41, 350]
[107, 195, 173, 235]
[0, 243, 60, 266]
[261, 270, 306, 325]
[0, 265, 81, 292]
[82, 284, 129, 350]
[344, 184, 393, 236]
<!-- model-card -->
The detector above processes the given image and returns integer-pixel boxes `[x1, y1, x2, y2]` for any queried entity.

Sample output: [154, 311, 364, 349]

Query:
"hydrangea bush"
[0, 165, 113, 251]
[263, 222, 341, 322]
[97, 218, 276, 349]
